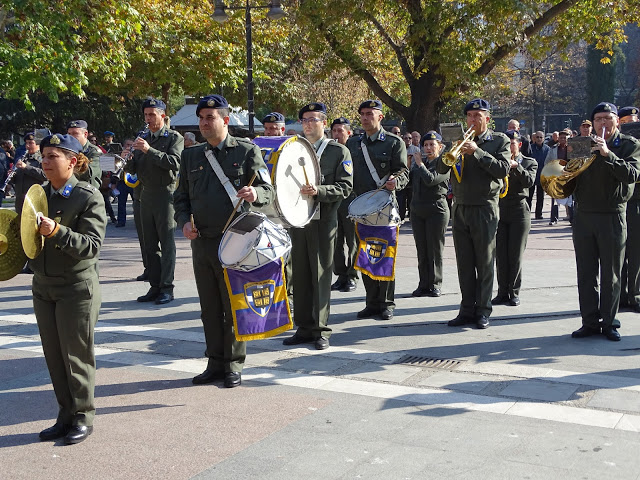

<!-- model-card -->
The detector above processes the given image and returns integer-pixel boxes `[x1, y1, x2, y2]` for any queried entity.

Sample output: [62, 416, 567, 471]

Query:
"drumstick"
[367, 167, 409, 198]
[190, 214, 195, 230]
[298, 157, 310, 185]
[222, 172, 258, 232]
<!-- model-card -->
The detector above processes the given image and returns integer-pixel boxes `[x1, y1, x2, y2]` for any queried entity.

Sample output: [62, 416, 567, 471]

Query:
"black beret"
[262, 112, 285, 124]
[142, 98, 167, 112]
[421, 131, 442, 143]
[104, 131, 115, 137]
[464, 98, 491, 114]
[618, 106, 639, 119]
[358, 99, 383, 113]
[331, 117, 351, 128]
[67, 120, 88, 129]
[505, 130, 521, 140]
[24, 132, 35, 141]
[298, 102, 327, 119]
[40, 134, 83, 154]
[196, 94, 229, 116]
[591, 102, 618, 119]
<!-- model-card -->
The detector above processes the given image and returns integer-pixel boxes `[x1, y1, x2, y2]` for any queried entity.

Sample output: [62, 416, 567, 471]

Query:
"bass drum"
[252, 136, 320, 228]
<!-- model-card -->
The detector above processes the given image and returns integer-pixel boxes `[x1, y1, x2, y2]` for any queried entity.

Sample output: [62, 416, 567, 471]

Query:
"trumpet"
[442, 126, 475, 166]
[113, 124, 149, 184]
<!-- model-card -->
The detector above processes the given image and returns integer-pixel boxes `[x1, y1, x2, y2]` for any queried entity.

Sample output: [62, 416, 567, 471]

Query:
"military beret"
[67, 120, 88, 130]
[464, 98, 491, 114]
[196, 94, 229, 116]
[580, 119, 592, 126]
[262, 112, 285, 124]
[618, 106, 639, 119]
[421, 131, 442, 143]
[505, 130, 521, 140]
[24, 132, 35, 141]
[142, 98, 167, 112]
[298, 102, 327, 119]
[559, 128, 572, 136]
[40, 134, 83, 154]
[591, 102, 618, 119]
[358, 99, 383, 113]
[331, 117, 351, 128]
[104, 131, 115, 137]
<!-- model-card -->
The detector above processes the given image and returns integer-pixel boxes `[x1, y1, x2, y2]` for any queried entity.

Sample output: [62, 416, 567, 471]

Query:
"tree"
[295, 0, 640, 132]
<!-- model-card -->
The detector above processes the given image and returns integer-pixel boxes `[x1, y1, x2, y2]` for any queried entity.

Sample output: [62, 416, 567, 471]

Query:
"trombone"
[443, 126, 475, 166]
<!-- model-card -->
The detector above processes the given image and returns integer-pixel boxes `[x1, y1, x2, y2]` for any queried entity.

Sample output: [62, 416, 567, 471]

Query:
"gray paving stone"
[587, 389, 640, 413]
[344, 363, 422, 383]
[499, 379, 578, 402]
[276, 355, 353, 374]
[417, 371, 496, 393]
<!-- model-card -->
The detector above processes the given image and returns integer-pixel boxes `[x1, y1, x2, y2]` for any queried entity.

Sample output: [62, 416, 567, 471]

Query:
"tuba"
[442, 126, 475, 166]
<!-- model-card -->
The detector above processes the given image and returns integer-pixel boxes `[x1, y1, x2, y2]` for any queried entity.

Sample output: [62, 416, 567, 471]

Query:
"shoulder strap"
[204, 148, 241, 209]
[316, 138, 332, 159]
[360, 141, 389, 187]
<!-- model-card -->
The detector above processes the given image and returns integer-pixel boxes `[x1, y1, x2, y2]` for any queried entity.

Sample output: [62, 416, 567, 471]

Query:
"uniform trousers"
[290, 217, 337, 339]
[32, 274, 100, 427]
[116, 180, 133, 225]
[133, 196, 147, 271]
[410, 198, 449, 290]
[496, 200, 531, 297]
[140, 190, 176, 294]
[452, 203, 499, 318]
[527, 180, 545, 218]
[191, 236, 246, 372]
[572, 209, 626, 328]
[622, 199, 640, 307]
[333, 196, 359, 283]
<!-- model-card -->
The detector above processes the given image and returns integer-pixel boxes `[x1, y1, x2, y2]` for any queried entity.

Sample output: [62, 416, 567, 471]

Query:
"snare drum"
[219, 212, 291, 272]
[348, 190, 400, 226]
[252, 136, 321, 228]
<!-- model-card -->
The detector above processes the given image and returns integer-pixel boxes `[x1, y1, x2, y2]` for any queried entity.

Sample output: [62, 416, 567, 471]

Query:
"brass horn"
[443, 126, 475, 166]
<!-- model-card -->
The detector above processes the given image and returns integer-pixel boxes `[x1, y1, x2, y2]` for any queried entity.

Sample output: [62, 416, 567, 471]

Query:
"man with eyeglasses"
[528, 131, 550, 219]
[282, 103, 353, 350]
[347, 100, 409, 320]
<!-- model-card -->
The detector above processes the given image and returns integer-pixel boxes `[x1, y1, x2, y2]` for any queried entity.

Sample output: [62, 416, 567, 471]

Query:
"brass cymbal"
[21, 184, 48, 259]
[0, 208, 28, 281]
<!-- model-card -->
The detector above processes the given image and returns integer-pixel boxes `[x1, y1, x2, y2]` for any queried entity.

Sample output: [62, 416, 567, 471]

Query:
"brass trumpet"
[443, 126, 475, 166]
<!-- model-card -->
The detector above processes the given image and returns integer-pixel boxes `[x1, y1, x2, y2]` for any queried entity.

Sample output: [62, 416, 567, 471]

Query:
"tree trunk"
[401, 75, 446, 134]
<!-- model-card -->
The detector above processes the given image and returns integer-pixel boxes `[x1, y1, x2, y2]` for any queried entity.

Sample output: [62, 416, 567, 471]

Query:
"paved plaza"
[1, 199, 640, 479]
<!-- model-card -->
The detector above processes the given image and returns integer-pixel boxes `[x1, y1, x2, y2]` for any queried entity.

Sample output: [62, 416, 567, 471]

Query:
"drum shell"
[347, 190, 401, 226]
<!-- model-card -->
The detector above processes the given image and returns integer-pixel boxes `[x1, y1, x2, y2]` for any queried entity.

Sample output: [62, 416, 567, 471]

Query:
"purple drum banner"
[354, 223, 399, 281]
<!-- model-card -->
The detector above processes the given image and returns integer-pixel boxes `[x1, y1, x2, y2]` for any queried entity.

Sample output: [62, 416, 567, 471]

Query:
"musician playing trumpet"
[570, 103, 640, 341]
[492, 130, 537, 307]
[437, 98, 510, 329]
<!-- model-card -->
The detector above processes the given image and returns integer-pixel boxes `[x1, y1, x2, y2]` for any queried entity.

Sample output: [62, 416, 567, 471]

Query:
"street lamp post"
[211, 0, 286, 135]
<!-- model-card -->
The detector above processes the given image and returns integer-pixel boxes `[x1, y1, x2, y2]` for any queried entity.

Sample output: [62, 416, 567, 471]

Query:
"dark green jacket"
[313, 139, 353, 221]
[346, 129, 408, 196]
[410, 157, 450, 210]
[174, 135, 275, 238]
[75, 141, 102, 189]
[30, 176, 107, 284]
[125, 125, 184, 193]
[499, 154, 537, 208]
[573, 130, 640, 213]
[437, 129, 510, 207]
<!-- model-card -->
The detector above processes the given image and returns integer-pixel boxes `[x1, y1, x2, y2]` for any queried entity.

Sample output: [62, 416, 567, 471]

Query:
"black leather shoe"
[602, 327, 621, 341]
[224, 372, 241, 388]
[426, 288, 441, 297]
[192, 369, 225, 385]
[39, 423, 70, 441]
[155, 293, 174, 305]
[136, 271, 149, 281]
[633, 304, 640, 314]
[412, 287, 426, 297]
[315, 337, 330, 350]
[341, 279, 357, 292]
[448, 315, 473, 327]
[549, 220, 558, 225]
[535, 215, 543, 220]
[357, 307, 380, 319]
[64, 425, 93, 445]
[115, 223, 125, 228]
[380, 308, 394, 320]
[491, 295, 509, 305]
[571, 325, 601, 338]
[137, 290, 159, 302]
[331, 279, 346, 291]
[476, 315, 489, 329]
[509, 296, 520, 306]
[283, 333, 313, 346]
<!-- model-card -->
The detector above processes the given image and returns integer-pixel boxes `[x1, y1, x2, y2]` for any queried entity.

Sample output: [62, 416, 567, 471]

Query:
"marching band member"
[410, 131, 450, 298]
[571, 103, 640, 341]
[492, 130, 537, 307]
[262, 112, 286, 137]
[282, 103, 353, 350]
[437, 98, 510, 329]
[66, 120, 103, 189]
[174, 95, 274, 387]
[347, 100, 408, 321]
[31, 134, 106, 444]
[12, 132, 46, 214]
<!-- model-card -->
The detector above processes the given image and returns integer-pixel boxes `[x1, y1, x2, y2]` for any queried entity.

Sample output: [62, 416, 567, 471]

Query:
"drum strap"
[360, 141, 389, 187]
[316, 138, 332, 160]
[204, 149, 241, 209]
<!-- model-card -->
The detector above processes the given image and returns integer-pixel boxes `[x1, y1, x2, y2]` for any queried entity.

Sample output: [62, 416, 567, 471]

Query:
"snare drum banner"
[354, 223, 399, 281]
[224, 258, 293, 341]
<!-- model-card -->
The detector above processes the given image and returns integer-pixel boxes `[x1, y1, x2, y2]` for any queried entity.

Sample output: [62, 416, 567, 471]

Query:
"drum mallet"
[298, 157, 310, 185]
[222, 172, 258, 232]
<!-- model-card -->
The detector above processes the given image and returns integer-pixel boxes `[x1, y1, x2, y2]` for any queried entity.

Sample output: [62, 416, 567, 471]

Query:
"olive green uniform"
[132, 185, 147, 273]
[125, 125, 183, 295]
[437, 130, 510, 318]
[12, 153, 46, 214]
[333, 191, 359, 284]
[496, 154, 537, 297]
[290, 139, 353, 339]
[75, 141, 103, 189]
[572, 130, 640, 329]
[347, 129, 408, 311]
[410, 157, 450, 291]
[174, 136, 274, 373]
[30, 176, 107, 428]
[622, 185, 640, 307]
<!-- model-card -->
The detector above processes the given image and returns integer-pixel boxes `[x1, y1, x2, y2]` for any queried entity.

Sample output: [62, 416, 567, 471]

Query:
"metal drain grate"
[395, 355, 464, 370]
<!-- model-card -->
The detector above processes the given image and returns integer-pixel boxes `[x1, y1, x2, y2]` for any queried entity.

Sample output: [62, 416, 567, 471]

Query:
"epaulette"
[78, 183, 98, 194]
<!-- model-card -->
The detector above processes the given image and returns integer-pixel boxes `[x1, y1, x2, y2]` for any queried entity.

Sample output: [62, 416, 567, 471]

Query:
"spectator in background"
[506, 119, 532, 156]
[579, 120, 593, 137]
[528, 131, 550, 219]
[545, 128, 572, 225]
[184, 132, 197, 147]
